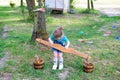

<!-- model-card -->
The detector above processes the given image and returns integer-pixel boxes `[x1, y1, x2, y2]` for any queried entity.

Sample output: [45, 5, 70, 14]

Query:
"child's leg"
[52, 51, 58, 70]
[58, 52, 63, 70]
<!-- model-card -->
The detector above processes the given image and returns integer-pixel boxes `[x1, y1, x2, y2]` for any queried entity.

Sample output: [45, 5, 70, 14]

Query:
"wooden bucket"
[83, 61, 94, 73]
[33, 55, 44, 69]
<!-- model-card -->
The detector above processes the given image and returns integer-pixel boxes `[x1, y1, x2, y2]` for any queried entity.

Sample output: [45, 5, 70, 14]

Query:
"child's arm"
[65, 41, 70, 49]
[48, 37, 53, 44]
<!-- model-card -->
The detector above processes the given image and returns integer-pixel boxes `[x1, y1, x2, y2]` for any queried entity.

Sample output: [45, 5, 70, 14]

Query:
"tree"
[87, 0, 90, 10]
[91, 0, 94, 10]
[37, 0, 44, 7]
[20, 0, 23, 7]
[87, 0, 94, 10]
[70, 0, 74, 9]
[20, 0, 25, 21]
[31, 9, 49, 42]
[26, 0, 35, 18]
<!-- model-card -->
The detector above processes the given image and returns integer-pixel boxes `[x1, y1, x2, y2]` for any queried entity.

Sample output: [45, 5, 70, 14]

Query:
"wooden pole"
[36, 38, 91, 59]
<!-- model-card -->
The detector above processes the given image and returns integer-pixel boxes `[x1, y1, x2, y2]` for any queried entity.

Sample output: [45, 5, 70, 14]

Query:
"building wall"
[45, 0, 70, 13]
[63, 0, 70, 13]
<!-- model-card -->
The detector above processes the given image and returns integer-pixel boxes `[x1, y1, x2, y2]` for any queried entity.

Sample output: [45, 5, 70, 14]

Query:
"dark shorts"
[52, 40, 65, 53]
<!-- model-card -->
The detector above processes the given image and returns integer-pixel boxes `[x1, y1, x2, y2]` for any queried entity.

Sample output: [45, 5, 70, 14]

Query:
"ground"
[0, 0, 120, 80]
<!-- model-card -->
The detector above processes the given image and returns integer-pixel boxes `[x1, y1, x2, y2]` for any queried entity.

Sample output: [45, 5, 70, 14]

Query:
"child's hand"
[65, 41, 70, 49]
[50, 41, 53, 45]
[65, 46, 68, 49]
[48, 38, 53, 45]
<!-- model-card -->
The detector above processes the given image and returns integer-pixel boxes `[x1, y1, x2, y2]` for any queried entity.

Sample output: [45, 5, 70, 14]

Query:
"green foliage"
[70, 0, 79, 9]
[70, 0, 74, 8]
[79, 9, 99, 14]
[0, 52, 4, 58]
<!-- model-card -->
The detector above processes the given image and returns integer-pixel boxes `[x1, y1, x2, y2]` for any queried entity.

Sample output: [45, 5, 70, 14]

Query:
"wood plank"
[36, 38, 91, 59]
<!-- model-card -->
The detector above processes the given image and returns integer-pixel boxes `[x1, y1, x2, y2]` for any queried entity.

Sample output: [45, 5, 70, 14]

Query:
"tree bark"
[20, 0, 23, 7]
[31, 9, 49, 42]
[87, 0, 90, 10]
[91, 0, 94, 10]
[26, 0, 35, 18]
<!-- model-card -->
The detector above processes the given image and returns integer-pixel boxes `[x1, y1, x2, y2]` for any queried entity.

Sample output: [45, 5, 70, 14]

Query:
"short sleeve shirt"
[50, 34, 69, 45]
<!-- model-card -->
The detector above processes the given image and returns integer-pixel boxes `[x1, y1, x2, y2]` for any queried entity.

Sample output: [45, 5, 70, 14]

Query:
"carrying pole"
[36, 38, 91, 59]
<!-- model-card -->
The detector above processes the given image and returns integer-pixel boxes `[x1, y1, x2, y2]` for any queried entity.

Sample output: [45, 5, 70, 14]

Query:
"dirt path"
[98, 8, 120, 17]
[0, 26, 10, 68]
[2, 26, 9, 39]
[75, 2, 120, 17]
[0, 52, 12, 80]
[0, 52, 9, 69]
[0, 26, 13, 79]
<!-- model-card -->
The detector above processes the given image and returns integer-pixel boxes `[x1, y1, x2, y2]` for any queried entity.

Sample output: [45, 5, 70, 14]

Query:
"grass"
[0, 6, 120, 80]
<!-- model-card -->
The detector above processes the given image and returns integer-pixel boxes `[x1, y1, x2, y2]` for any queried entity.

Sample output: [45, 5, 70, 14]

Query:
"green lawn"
[0, 6, 120, 80]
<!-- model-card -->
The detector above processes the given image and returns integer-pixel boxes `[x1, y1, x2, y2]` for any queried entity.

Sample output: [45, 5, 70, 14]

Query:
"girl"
[48, 27, 70, 70]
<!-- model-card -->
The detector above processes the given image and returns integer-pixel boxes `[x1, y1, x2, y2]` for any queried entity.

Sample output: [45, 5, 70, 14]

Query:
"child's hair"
[53, 26, 63, 39]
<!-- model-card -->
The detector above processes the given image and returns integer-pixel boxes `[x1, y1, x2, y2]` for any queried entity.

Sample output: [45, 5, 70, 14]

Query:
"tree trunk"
[26, 0, 35, 18]
[87, 0, 90, 10]
[37, 0, 44, 8]
[31, 9, 49, 42]
[91, 0, 94, 10]
[20, 0, 23, 7]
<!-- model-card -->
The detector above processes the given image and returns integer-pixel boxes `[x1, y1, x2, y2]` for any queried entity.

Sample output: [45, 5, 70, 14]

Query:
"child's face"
[55, 37, 60, 40]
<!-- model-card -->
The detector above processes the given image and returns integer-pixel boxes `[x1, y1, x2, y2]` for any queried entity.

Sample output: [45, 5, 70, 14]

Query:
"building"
[45, 0, 70, 13]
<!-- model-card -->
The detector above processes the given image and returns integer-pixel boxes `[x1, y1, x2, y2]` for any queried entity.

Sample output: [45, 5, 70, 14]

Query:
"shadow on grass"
[0, 18, 33, 24]
[0, 6, 14, 11]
